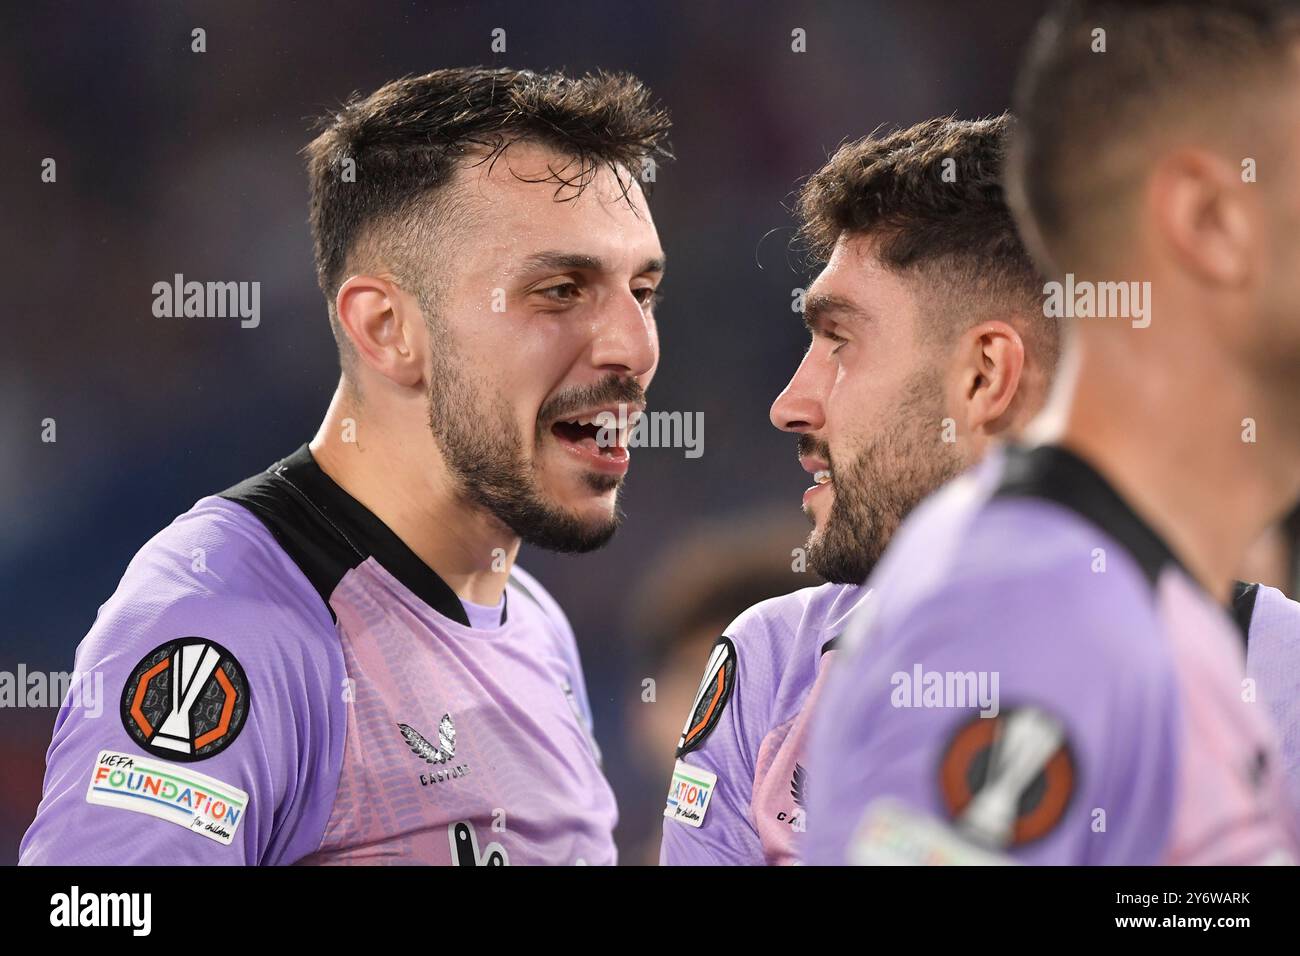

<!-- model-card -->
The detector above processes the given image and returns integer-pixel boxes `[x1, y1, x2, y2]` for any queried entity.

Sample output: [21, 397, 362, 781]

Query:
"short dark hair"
[797, 114, 1054, 363]
[1008, 0, 1300, 273]
[303, 67, 672, 360]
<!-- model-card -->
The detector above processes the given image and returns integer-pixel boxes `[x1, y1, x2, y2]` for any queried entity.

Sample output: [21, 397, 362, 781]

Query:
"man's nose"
[770, 350, 828, 433]
[590, 292, 657, 379]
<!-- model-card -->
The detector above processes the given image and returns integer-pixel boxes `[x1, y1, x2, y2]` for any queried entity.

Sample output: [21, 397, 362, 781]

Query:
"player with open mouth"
[21, 66, 671, 867]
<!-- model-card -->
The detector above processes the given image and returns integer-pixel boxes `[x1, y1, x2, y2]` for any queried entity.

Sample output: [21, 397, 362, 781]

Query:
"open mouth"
[802, 462, 833, 508]
[550, 415, 623, 455]
[548, 411, 633, 476]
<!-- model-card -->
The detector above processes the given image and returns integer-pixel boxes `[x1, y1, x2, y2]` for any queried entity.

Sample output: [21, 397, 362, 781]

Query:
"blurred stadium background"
[0, 0, 1063, 864]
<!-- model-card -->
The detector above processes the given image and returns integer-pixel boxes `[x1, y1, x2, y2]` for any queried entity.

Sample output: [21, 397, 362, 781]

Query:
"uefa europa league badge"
[120, 638, 250, 762]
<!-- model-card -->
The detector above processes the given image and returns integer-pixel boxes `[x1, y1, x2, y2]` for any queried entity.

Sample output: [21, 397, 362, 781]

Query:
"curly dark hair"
[796, 114, 1053, 362]
[303, 66, 672, 359]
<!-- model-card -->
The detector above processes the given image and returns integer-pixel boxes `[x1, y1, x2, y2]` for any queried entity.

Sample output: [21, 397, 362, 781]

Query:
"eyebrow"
[802, 292, 869, 334]
[520, 251, 666, 276]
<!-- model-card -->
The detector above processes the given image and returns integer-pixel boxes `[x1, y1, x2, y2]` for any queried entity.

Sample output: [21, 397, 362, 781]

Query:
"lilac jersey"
[1237, 581, 1300, 830]
[20, 445, 616, 866]
[659, 583, 871, 865]
[804, 445, 1297, 865]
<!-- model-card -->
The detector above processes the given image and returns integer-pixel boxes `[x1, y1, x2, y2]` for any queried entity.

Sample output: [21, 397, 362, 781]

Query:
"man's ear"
[953, 320, 1025, 437]
[1147, 147, 1254, 288]
[334, 274, 426, 389]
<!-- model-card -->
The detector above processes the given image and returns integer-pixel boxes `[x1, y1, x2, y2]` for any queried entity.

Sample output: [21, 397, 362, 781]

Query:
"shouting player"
[806, 0, 1300, 865]
[661, 115, 1059, 864]
[21, 67, 671, 865]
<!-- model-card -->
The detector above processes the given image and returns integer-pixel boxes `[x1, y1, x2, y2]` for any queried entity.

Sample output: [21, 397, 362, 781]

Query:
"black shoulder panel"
[994, 444, 1185, 589]
[1231, 580, 1260, 650]
[220, 445, 469, 625]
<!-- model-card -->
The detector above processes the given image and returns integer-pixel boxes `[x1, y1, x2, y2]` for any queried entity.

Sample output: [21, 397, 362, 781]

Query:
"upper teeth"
[814, 469, 832, 484]
[564, 413, 616, 427]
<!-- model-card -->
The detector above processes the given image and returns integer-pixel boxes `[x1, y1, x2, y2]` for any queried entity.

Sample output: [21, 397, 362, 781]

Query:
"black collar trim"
[1231, 580, 1259, 649]
[222, 445, 471, 626]
[993, 444, 1188, 589]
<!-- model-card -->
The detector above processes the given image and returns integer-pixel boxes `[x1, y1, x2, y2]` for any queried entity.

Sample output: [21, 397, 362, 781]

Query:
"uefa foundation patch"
[849, 799, 1016, 865]
[85, 749, 248, 845]
[664, 759, 717, 828]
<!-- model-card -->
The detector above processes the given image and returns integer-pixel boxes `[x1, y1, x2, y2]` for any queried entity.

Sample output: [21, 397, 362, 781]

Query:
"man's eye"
[538, 282, 580, 302]
[823, 330, 848, 354]
[632, 287, 660, 307]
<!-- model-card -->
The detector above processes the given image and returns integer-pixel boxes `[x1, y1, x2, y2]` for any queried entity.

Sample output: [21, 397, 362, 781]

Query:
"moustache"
[538, 375, 647, 426]
[797, 434, 832, 467]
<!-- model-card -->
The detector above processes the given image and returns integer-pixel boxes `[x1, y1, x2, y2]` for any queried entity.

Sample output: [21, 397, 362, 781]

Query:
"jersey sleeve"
[18, 500, 348, 866]
[804, 569, 1181, 866]
[660, 618, 777, 866]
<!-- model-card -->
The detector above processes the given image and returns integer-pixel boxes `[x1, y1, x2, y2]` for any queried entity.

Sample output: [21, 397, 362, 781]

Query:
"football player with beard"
[660, 114, 1059, 864]
[22, 67, 670, 866]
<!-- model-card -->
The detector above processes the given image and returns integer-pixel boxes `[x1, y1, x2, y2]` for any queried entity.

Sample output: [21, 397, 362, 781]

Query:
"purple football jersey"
[20, 445, 616, 865]
[1238, 581, 1300, 830]
[804, 445, 1297, 865]
[659, 583, 871, 865]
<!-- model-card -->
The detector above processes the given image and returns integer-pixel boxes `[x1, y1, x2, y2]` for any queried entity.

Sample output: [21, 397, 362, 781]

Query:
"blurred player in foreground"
[806, 0, 1300, 864]
[21, 67, 671, 865]
[661, 115, 1059, 864]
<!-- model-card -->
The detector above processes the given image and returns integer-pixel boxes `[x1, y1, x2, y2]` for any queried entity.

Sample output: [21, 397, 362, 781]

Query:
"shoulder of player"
[134, 495, 329, 605]
[82, 495, 339, 674]
[1241, 581, 1300, 625]
[718, 583, 859, 706]
[1239, 581, 1300, 648]
[727, 581, 859, 653]
[875, 505, 1170, 678]
[670, 586, 866, 791]
[723, 584, 810, 662]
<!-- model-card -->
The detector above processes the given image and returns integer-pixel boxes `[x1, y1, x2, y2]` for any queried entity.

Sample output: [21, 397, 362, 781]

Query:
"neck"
[308, 380, 519, 606]
[1058, 330, 1299, 605]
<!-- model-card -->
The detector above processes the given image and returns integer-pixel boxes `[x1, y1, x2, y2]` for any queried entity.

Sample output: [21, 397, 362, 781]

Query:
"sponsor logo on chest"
[775, 762, 809, 832]
[398, 714, 472, 785]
